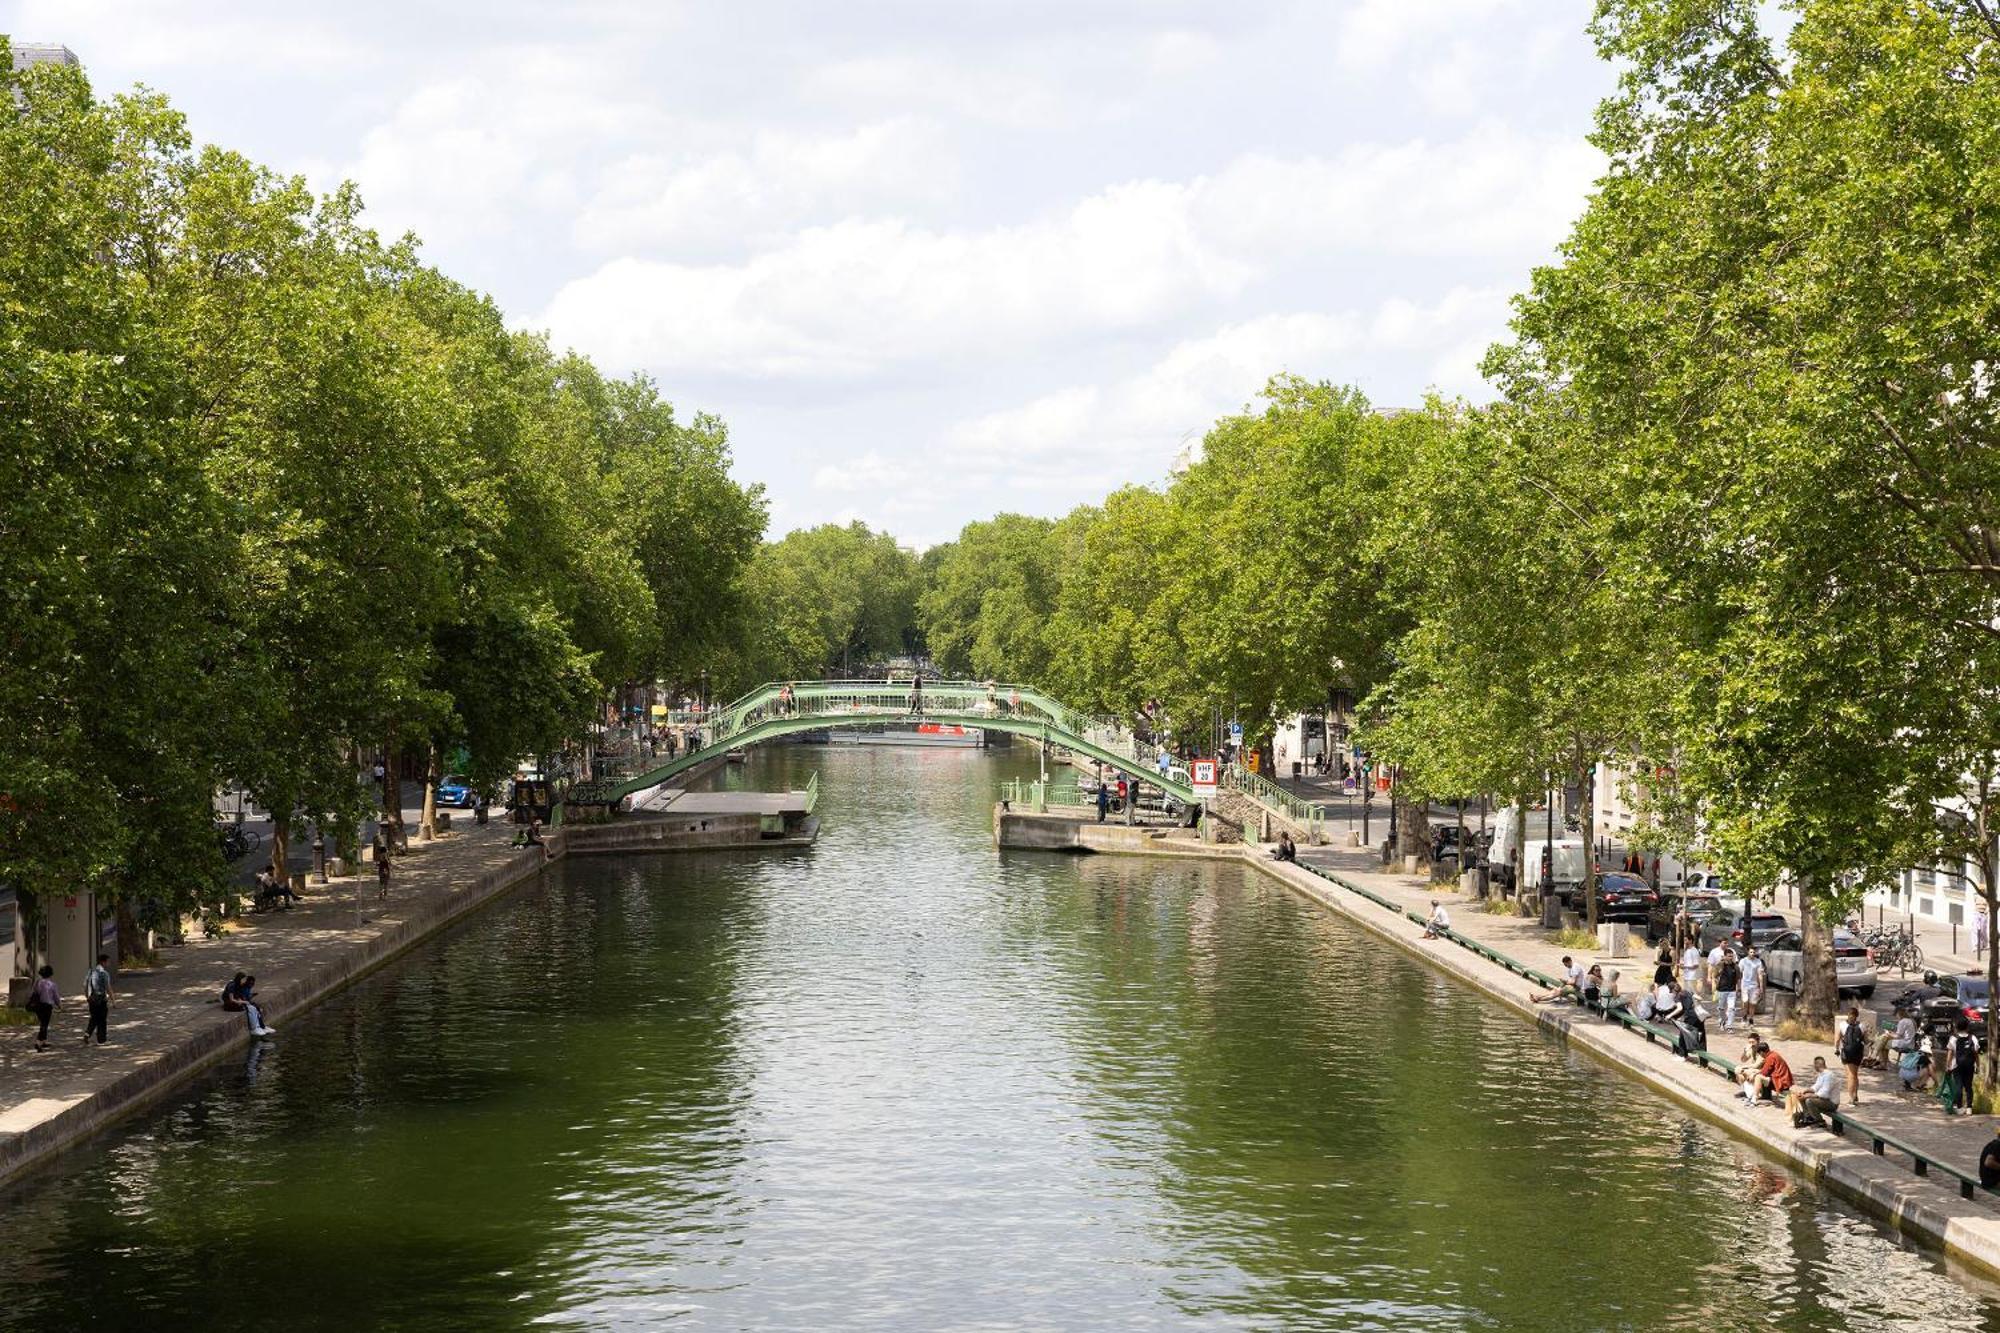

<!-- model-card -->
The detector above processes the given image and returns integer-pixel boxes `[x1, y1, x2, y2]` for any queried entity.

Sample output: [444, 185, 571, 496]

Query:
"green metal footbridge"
[566, 679, 1198, 811]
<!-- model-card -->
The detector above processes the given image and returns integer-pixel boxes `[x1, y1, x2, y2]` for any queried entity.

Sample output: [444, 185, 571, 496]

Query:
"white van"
[1523, 838, 1589, 899]
[1487, 806, 1563, 887]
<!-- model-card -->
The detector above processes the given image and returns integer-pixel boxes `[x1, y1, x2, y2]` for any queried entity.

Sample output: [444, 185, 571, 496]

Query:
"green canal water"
[5, 744, 1999, 1330]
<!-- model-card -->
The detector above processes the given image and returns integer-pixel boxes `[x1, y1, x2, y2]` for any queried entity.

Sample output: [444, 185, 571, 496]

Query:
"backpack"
[1956, 1035, 1979, 1073]
[1840, 1022, 1866, 1064]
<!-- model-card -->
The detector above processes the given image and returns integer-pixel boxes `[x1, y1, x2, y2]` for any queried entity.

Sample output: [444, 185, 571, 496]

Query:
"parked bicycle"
[216, 822, 262, 861]
[1861, 924, 1923, 975]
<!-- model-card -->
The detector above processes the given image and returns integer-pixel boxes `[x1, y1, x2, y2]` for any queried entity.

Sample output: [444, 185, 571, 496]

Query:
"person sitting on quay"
[1743, 1041, 1794, 1107]
[1980, 1124, 2000, 1192]
[1784, 1055, 1840, 1126]
[1530, 955, 1587, 1005]
[221, 971, 248, 1011]
[239, 975, 275, 1038]
[1268, 832, 1297, 863]
[1422, 900, 1450, 940]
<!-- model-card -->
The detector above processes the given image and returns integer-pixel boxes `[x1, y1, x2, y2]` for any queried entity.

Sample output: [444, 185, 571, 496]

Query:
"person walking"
[1704, 939, 1726, 1001]
[83, 952, 112, 1046]
[1738, 946, 1766, 1022]
[375, 836, 392, 901]
[908, 672, 924, 716]
[1714, 950, 1741, 1032]
[1836, 1005, 1867, 1107]
[1095, 781, 1110, 824]
[25, 964, 59, 1052]
[1978, 905, 1991, 959]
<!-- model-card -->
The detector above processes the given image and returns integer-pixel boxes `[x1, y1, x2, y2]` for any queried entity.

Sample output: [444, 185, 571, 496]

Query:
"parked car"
[436, 774, 478, 808]
[1429, 824, 1467, 871]
[1681, 870, 1726, 894]
[1699, 908, 1791, 953]
[1591, 871, 1659, 924]
[1647, 890, 1723, 944]
[1943, 972, 1992, 1026]
[1764, 929, 1877, 999]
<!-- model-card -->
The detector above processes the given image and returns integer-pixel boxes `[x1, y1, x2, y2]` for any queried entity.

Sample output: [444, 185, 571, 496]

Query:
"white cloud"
[574, 118, 955, 255]
[1336, 0, 1522, 68]
[944, 289, 1508, 467]
[803, 53, 1070, 129]
[536, 125, 1593, 381]
[811, 450, 906, 493]
[537, 180, 1253, 377]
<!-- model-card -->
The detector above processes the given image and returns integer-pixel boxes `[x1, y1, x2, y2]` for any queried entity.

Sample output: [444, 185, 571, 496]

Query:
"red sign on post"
[1191, 760, 1219, 799]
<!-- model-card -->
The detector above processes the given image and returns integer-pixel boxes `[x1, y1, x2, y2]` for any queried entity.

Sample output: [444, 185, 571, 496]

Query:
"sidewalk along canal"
[0, 819, 565, 1190]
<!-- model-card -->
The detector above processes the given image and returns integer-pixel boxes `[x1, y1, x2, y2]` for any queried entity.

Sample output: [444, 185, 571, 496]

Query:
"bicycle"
[216, 823, 262, 861]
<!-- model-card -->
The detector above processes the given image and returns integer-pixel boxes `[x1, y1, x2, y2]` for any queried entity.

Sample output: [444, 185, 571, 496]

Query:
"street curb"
[0, 843, 558, 1193]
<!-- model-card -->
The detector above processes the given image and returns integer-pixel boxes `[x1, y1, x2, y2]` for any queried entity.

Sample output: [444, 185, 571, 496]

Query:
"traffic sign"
[1229, 722, 1242, 741]
[1191, 759, 1219, 799]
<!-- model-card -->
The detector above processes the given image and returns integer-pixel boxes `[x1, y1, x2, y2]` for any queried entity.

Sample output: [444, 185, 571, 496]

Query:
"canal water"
[4, 744, 1999, 1330]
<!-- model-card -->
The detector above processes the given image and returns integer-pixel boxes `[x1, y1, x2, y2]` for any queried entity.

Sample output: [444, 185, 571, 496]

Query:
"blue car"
[436, 774, 478, 808]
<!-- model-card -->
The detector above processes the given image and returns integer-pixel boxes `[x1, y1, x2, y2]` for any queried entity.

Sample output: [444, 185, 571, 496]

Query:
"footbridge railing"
[566, 680, 1199, 809]
[1225, 762, 1327, 842]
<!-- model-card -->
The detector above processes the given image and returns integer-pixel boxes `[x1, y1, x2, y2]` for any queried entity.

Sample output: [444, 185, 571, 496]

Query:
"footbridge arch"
[565, 679, 1195, 810]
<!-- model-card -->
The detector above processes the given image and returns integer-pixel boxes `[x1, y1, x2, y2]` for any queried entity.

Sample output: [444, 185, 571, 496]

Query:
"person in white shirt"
[1704, 942, 1726, 999]
[1738, 947, 1766, 1019]
[1785, 1056, 1840, 1121]
[1680, 944, 1703, 996]
[1530, 955, 1585, 1004]
[1423, 901, 1450, 939]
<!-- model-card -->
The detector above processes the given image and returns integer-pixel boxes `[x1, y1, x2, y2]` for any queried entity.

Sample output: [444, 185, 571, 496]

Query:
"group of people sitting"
[1529, 954, 1616, 1010]
[220, 972, 276, 1038]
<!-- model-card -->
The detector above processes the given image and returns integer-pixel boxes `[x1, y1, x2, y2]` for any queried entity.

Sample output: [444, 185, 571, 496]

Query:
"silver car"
[1764, 929, 1877, 999]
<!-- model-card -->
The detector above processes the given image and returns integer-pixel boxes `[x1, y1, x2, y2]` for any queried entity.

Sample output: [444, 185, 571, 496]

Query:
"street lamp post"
[312, 828, 327, 884]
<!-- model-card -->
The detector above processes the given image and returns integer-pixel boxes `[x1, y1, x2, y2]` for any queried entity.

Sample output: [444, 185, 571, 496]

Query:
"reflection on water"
[2, 743, 1997, 1330]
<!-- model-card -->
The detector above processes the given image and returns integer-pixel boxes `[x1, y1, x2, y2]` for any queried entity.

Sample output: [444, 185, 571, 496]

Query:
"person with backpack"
[1942, 1019, 1980, 1117]
[1715, 950, 1741, 1031]
[83, 952, 113, 1046]
[1836, 1005, 1867, 1107]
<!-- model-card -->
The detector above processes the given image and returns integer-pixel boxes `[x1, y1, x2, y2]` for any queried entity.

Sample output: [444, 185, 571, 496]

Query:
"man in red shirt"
[1743, 1041, 1793, 1105]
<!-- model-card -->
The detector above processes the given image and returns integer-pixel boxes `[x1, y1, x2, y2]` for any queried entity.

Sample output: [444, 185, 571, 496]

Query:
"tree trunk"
[420, 744, 440, 841]
[270, 817, 289, 893]
[382, 732, 401, 853]
[1977, 798, 1998, 1108]
[1398, 797, 1431, 868]
[1797, 877, 1838, 1029]
[1581, 761, 1599, 933]
[1511, 801, 1526, 903]
[1454, 800, 1466, 890]
[115, 900, 144, 966]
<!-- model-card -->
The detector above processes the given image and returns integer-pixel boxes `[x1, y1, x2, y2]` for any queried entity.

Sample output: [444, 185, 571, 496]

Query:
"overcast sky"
[7, 1, 1614, 547]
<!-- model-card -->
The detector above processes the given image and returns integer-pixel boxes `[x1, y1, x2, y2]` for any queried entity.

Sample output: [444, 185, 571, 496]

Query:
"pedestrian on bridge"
[908, 673, 924, 715]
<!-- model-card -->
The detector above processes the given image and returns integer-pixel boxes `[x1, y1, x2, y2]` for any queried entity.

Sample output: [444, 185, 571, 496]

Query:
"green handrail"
[570, 680, 1198, 809]
[1224, 762, 1326, 841]
[803, 771, 818, 816]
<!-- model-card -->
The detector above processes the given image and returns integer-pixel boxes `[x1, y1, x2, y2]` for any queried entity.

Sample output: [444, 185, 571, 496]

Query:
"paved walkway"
[0, 812, 547, 1181]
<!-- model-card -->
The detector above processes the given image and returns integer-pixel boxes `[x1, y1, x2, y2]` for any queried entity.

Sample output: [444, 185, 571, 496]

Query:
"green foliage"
[720, 522, 918, 689]
[0, 50, 762, 923]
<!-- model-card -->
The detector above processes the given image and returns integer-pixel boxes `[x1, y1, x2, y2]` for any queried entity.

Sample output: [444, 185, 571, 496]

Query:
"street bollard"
[312, 830, 327, 884]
